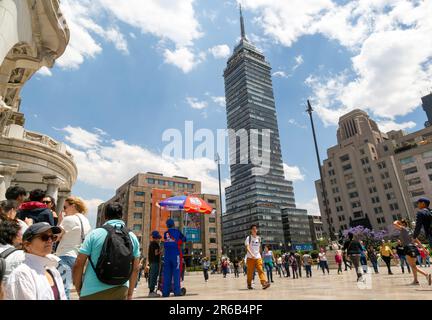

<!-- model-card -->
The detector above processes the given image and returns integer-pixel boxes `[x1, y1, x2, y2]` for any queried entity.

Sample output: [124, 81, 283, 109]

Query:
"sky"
[19, 0, 432, 226]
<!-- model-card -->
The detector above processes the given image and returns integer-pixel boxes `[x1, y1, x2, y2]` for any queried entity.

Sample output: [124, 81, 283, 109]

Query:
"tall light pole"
[215, 153, 224, 254]
[306, 100, 336, 241]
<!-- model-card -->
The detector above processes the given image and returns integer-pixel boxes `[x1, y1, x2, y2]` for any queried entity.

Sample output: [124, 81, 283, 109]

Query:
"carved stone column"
[0, 163, 19, 200]
[43, 175, 64, 201]
[56, 190, 70, 214]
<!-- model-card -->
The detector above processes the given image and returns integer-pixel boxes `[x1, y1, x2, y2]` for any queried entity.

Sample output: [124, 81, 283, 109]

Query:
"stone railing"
[3, 124, 73, 159]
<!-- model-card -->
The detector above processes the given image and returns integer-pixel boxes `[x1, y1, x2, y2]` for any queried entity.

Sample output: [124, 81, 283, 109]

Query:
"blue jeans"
[399, 255, 411, 273]
[57, 256, 76, 300]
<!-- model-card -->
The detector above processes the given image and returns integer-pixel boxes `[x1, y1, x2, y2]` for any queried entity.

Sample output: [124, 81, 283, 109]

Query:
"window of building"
[353, 211, 363, 218]
[147, 178, 155, 184]
[377, 161, 387, 169]
[383, 182, 393, 190]
[361, 158, 369, 165]
[328, 161, 333, 167]
[349, 192, 359, 199]
[371, 196, 380, 204]
[407, 177, 422, 186]
[209, 217, 216, 223]
[133, 212, 142, 220]
[369, 186, 377, 193]
[210, 238, 217, 244]
[209, 228, 216, 233]
[423, 151, 432, 159]
[377, 217, 386, 224]
[344, 173, 353, 180]
[133, 224, 142, 231]
[328, 169, 335, 176]
[374, 207, 383, 214]
[411, 189, 425, 197]
[403, 166, 418, 175]
[380, 172, 390, 179]
[429, 174, 432, 182]
[426, 162, 432, 170]
[134, 191, 145, 196]
[168, 181, 175, 187]
[334, 196, 342, 203]
[343, 164, 352, 171]
[340, 154, 350, 162]
[384, 145, 389, 152]
[158, 180, 166, 186]
[332, 187, 339, 194]
[389, 203, 399, 211]
[366, 176, 375, 184]
[351, 201, 361, 208]
[134, 201, 144, 208]
[400, 156, 415, 165]
[347, 182, 356, 189]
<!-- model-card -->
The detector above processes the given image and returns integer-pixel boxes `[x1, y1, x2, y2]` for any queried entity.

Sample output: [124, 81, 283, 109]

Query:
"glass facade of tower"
[222, 36, 297, 257]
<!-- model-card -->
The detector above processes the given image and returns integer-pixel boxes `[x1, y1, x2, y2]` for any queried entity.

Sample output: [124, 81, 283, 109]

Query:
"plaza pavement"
[71, 266, 432, 300]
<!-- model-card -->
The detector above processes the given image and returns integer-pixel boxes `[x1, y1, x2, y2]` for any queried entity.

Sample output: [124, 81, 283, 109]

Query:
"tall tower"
[222, 7, 297, 256]
[422, 92, 432, 127]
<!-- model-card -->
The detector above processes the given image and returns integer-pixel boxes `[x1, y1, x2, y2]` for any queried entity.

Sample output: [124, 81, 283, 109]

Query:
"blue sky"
[19, 0, 432, 225]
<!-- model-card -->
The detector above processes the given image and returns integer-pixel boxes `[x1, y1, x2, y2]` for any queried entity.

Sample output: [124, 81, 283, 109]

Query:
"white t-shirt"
[245, 235, 261, 259]
[0, 244, 25, 282]
[55, 214, 91, 258]
[318, 252, 327, 261]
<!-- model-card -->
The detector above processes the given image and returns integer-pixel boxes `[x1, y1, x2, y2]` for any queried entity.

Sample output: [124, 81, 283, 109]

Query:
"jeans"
[57, 256, 76, 300]
[399, 255, 411, 273]
[319, 261, 329, 274]
[349, 254, 362, 279]
[360, 256, 368, 273]
[305, 265, 312, 277]
[149, 262, 160, 293]
[370, 260, 379, 273]
[203, 269, 209, 281]
[264, 262, 273, 282]
[284, 264, 291, 277]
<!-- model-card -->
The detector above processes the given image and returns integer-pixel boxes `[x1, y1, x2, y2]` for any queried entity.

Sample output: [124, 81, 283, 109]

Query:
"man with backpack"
[72, 203, 141, 300]
[162, 218, 186, 297]
[245, 224, 270, 290]
[413, 198, 432, 247]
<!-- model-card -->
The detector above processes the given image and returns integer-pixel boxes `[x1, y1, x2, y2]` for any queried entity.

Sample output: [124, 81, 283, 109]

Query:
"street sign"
[293, 243, 314, 251]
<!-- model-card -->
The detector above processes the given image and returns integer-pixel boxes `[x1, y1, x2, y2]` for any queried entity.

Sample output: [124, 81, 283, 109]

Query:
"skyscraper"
[222, 7, 299, 257]
[422, 92, 432, 127]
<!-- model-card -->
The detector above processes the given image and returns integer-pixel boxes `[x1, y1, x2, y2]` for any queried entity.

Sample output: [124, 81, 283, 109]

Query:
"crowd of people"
[1, 188, 431, 299]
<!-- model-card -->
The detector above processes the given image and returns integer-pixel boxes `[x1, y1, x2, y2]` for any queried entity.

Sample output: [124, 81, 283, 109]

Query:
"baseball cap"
[151, 230, 162, 239]
[166, 219, 175, 228]
[417, 198, 431, 207]
[22, 222, 62, 242]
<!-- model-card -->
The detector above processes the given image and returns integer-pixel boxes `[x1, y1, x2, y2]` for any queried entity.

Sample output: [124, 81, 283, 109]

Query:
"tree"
[343, 225, 389, 247]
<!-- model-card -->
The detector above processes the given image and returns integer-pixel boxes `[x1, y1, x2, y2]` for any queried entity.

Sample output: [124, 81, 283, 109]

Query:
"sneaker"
[262, 282, 271, 290]
[148, 292, 161, 297]
[247, 286, 254, 290]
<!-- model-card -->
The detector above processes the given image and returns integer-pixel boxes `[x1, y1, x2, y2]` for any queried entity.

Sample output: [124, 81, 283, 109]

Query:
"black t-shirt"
[343, 239, 362, 255]
[396, 245, 405, 256]
[148, 241, 160, 263]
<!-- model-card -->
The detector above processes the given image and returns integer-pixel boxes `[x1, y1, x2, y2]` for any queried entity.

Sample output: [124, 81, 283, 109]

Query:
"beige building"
[0, 0, 77, 206]
[308, 215, 325, 248]
[315, 109, 432, 237]
[97, 172, 222, 264]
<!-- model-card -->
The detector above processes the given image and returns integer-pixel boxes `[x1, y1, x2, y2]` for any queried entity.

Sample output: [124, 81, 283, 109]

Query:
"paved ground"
[71, 265, 432, 300]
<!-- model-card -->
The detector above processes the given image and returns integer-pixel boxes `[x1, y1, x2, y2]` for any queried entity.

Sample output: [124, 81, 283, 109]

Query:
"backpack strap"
[87, 225, 116, 273]
[0, 247, 19, 259]
[76, 214, 85, 244]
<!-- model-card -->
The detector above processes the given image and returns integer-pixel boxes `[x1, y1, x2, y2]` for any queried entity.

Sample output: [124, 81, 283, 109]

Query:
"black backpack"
[88, 225, 134, 286]
[0, 247, 19, 282]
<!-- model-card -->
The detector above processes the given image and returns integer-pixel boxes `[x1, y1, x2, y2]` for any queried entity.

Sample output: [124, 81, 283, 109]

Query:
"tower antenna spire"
[240, 4, 246, 39]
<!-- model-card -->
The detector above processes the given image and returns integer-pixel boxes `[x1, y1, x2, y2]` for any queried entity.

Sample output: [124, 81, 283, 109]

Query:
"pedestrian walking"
[360, 241, 368, 274]
[262, 245, 275, 283]
[318, 248, 330, 275]
[395, 240, 411, 274]
[367, 245, 379, 274]
[72, 203, 141, 300]
[413, 198, 432, 247]
[302, 252, 313, 278]
[289, 252, 299, 279]
[295, 252, 303, 278]
[276, 255, 284, 277]
[5, 223, 66, 300]
[148, 231, 162, 297]
[283, 253, 291, 278]
[202, 257, 210, 282]
[245, 225, 270, 290]
[342, 249, 352, 271]
[222, 258, 229, 278]
[379, 240, 394, 275]
[55, 196, 91, 300]
[418, 247, 426, 267]
[335, 250, 343, 274]
[233, 258, 240, 278]
[343, 233, 363, 282]
[393, 219, 432, 286]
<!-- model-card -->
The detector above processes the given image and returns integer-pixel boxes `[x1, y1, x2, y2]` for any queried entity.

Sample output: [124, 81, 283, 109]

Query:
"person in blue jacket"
[163, 219, 186, 297]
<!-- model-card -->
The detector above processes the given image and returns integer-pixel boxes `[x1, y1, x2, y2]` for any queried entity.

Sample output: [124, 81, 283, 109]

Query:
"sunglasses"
[34, 234, 58, 242]
[42, 201, 52, 204]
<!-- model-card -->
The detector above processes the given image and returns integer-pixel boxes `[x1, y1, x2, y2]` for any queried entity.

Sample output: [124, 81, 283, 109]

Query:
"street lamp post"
[215, 153, 224, 254]
[306, 100, 336, 241]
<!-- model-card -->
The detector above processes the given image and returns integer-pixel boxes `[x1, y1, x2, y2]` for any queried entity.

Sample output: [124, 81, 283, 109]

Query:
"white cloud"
[376, 120, 417, 133]
[242, 0, 432, 126]
[272, 71, 288, 78]
[164, 47, 205, 73]
[58, 0, 202, 70]
[287, 118, 307, 129]
[293, 55, 304, 71]
[186, 97, 208, 110]
[211, 96, 226, 108]
[283, 163, 305, 182]
[36, 67, 53, 77]
[209, 44, 231, 59]
[61, 126, 101, 149]
[297, 197, 320, 216]
[61, 127, 229, 195]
